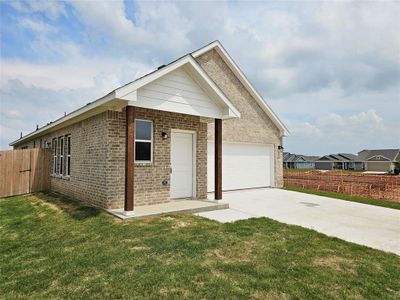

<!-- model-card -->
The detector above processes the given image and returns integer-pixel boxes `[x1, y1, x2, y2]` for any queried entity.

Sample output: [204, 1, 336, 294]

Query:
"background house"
[285, 149, 399, 173]
[314, 153, 364, 171]
[283, 152, 318, 169]
[358, 149, 400, 173]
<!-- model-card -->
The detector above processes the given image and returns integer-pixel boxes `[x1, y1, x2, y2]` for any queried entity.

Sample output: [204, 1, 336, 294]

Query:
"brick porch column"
[125, 106, 135, 213]
[215, 118, 222, 200]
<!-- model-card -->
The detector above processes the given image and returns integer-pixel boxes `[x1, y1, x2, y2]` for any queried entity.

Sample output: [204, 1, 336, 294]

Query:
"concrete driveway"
[197, 188, 400, 255]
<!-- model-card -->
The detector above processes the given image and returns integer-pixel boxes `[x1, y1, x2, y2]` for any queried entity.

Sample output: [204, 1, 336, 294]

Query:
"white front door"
[170, 131, 194, 199]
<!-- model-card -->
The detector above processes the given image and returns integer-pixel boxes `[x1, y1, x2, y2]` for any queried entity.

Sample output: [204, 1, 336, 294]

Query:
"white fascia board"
[115, 55, 240, 119]
[10, 92, 120, 146]
[192, 41, 289, 136]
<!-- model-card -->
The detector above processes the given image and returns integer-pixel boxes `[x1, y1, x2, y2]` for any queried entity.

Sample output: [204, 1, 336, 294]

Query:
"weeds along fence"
[284, 170, 400, 201]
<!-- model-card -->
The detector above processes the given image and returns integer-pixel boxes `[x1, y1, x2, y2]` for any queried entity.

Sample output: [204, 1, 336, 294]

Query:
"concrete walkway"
[108, 199, 228, 220]
[197, 188, 400, 255]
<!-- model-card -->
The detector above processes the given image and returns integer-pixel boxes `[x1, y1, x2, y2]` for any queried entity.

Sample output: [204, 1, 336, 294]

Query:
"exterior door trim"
[170, 129, 197, 199]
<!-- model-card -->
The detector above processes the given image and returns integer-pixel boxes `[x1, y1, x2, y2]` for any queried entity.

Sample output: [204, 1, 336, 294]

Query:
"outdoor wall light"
[161, 131, 169, 140]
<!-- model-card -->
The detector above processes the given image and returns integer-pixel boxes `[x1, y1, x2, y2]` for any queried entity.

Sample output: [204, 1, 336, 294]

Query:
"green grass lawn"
[1, 193, 399, 299]
[284, 186, 400, 210]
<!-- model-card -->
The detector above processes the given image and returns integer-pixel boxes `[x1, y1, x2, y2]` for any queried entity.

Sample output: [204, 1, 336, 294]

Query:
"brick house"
[10, 41, 288, 214]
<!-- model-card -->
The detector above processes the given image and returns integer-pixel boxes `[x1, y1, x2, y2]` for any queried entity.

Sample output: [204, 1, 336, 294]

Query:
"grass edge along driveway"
[1, 193, 399, 299]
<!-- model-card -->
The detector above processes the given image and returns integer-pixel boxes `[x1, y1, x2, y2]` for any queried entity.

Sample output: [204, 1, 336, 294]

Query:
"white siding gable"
[136, 68, 224, 118]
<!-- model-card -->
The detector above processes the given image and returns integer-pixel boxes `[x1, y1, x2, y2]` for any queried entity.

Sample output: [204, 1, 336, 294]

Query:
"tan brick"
[196, 49, 284, 187]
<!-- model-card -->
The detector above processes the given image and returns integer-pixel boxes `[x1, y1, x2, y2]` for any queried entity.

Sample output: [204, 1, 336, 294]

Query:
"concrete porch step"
[107, 199, 229, 220]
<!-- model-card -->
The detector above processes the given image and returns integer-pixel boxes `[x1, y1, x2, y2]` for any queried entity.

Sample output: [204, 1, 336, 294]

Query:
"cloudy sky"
[1, 0, 399, 155]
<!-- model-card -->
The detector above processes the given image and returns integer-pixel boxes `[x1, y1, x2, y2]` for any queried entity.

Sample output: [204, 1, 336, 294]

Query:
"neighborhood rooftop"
[358, 149, 400, 161]
[284, 149, 400, 172]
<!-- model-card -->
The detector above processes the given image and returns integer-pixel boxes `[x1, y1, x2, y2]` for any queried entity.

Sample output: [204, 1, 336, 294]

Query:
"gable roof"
[317, 153, 364, 162]
[338, 153, 360, 161]
[317, 155, 344, 162]
[192, 40, 289, 136]
[10, 48, 241, 147]
[358, 149, 400, 161]
[114, 55, 240, 118]
[303, 155, 319, 162]
[283, 152, 318, 162]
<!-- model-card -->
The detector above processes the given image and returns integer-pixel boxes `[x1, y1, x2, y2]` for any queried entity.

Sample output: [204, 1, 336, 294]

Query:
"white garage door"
[207, 142, 273, 192]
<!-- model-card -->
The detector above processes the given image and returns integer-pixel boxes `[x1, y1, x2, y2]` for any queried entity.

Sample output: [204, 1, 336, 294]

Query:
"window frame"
[66, 135, 71, 176]
[135, 119, 153, 163]
[52, 138, 57, 175]
[59, 136, 64, 175]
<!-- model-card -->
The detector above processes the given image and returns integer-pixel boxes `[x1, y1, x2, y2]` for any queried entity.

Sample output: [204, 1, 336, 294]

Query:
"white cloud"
[1, 0, 399, 151]
[2, 109, 22, 119]
[290, 122, 323, 138]
[0, 60, 97, 90]
[20, 18, 55, 32]
[9, 0, 66, 20]
[349, 109, 383, 129]
[284, 109, 396, 155]
[0, 58, 152, 91]
[316, 113, 344, 127]
[69, 0, 193, 58]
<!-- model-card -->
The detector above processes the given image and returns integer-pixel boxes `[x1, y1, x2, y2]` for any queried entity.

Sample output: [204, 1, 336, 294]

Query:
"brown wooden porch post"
[125, 106, 135, 212]
[215, 119, 222, 200]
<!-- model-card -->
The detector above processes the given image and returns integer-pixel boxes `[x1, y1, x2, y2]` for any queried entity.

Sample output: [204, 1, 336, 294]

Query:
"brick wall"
[106, 108, 208, 208]
[15, 112, 109, 208]
[196, 49, 284, 187]
[15, 108, 208, 209]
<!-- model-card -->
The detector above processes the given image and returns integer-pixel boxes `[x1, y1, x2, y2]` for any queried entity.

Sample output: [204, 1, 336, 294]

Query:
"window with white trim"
[52, 138, 57, 174]
[66, 135, 71, 176]
[135, 119, 153, 162]
[59, 137, 64, 175]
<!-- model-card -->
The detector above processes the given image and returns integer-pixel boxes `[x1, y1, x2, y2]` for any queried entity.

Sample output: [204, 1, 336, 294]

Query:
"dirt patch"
[172, 221, 190, 229]
[204, 241, 256, 266]
[64, 246, 75, 253]
[314, 255, 356, 273]
[251, 290, 290, 300]
[129, 246, 150, 251]
[122, 238, 141, 244]
[37, 212, 47, 218]
[8, 232, 19, 240]
[159, 287, 190, 298]
[284, 171, 400, 201]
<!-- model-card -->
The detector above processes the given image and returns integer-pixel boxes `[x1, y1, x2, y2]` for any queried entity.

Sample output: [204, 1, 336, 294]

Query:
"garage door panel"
[208, 142, 273, 192]
[366, 162, 390, 172]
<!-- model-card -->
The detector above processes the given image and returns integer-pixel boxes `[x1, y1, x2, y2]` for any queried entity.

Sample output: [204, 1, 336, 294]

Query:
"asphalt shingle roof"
[358, 149, 400, 161]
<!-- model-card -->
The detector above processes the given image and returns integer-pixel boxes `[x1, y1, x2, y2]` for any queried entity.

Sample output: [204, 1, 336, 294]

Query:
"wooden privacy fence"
[284, 170, 400, 202]
[0, 149, 51, 198]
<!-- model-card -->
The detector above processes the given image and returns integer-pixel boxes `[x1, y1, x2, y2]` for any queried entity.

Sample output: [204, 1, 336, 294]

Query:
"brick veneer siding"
[107, 108, 208, 208]
[15, 112, 110, 208]
[14, 108, 208, 209]
[196, 50, 284, 187]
